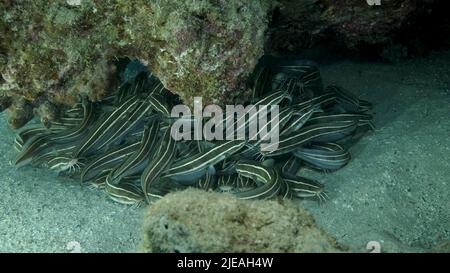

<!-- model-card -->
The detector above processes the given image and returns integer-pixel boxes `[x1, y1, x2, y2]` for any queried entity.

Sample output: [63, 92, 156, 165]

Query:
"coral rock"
[141, 189, 345, 253]
[0, 0, 273, 129]
[126, 0, 272, 105]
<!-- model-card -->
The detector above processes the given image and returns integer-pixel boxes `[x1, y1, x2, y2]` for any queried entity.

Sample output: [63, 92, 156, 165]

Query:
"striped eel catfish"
[281, 101, 320, 136]
[76, 82, 168, 157]
[278, 178, 294, 200]
[30, 102, 98, 169]
[216, 175, 239, 192]
[279, 91, 337, 136]
[214, 158, 239, 176]
[11, 57, 374, 206]
[15, 132, 78, 170]
[250, 66, 272, 101]
[309, 121, 359, 143]
[162, 140, 246, 183]
[273, 78, 297, 100]
[233, 89, 292, 134]
[48, 103, 85, 128]
[176, 141, 200, 160]
[325, 85, 372, 112]
[92, 93, 159, 152]
[225, 93, 298, 160]
[114, 72, 148, 105]
[72, 95, 143, 157]
[262, 121, 358, 157]
[80, 141, 141, 182]
[306, 112, 375, 130]
[49, 100, 97, 144]
[89, 173, 109, 189]
[47, 155, 85, 173]
[14, 125, 53, 152]
[63, 102, 84, 116]
[293, 142, 351, 172]
[195, 172, 217, 191]
[14, 100, 97, 168]
[293, 91, 336, 110]
[31, 144, 78, 169]
[147, 93, 170, 116]
[284, 176, 328, 203]
[281, 156, 302, 178]
[107, 122, 160, 185]
[258, 106, 295, 136]
[216, 174, 256, 192]
[241, 93, 334, 159]
[280, 65, 321, 84]
[272, 64, 322, 100]
[240, 106, 295, 158]
[105, 175, 145, 206]
[141, 126, 177, 203]
[50, 117, 84, 128]
[14, 133, 54, 168]
[118, 76, 169, 115]
[233, 160, 283, 200]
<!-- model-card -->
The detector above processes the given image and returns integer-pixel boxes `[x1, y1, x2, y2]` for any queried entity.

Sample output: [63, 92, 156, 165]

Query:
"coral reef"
[141, 189, 345, 253]
[0, 0, 272, 128]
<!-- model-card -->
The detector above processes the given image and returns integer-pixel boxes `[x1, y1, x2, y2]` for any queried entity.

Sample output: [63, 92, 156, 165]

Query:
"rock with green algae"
[141, 189, 345, 253]
[0, 0, 272, 128]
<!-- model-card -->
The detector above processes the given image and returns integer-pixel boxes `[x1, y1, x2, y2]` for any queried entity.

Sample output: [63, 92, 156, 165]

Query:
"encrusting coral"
[141, 188, 346, 253]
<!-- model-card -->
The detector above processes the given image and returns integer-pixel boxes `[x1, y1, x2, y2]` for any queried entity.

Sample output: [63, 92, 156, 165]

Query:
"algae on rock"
[141, 189, 345, 253]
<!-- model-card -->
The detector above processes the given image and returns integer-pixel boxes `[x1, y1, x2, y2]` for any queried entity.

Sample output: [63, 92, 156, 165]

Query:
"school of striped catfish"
[12, 57, 374, 206]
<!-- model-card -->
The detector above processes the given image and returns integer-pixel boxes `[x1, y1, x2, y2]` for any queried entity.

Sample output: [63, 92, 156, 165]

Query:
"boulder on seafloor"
[141, 189, 345, 253]
[0, 0, 272, 128]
